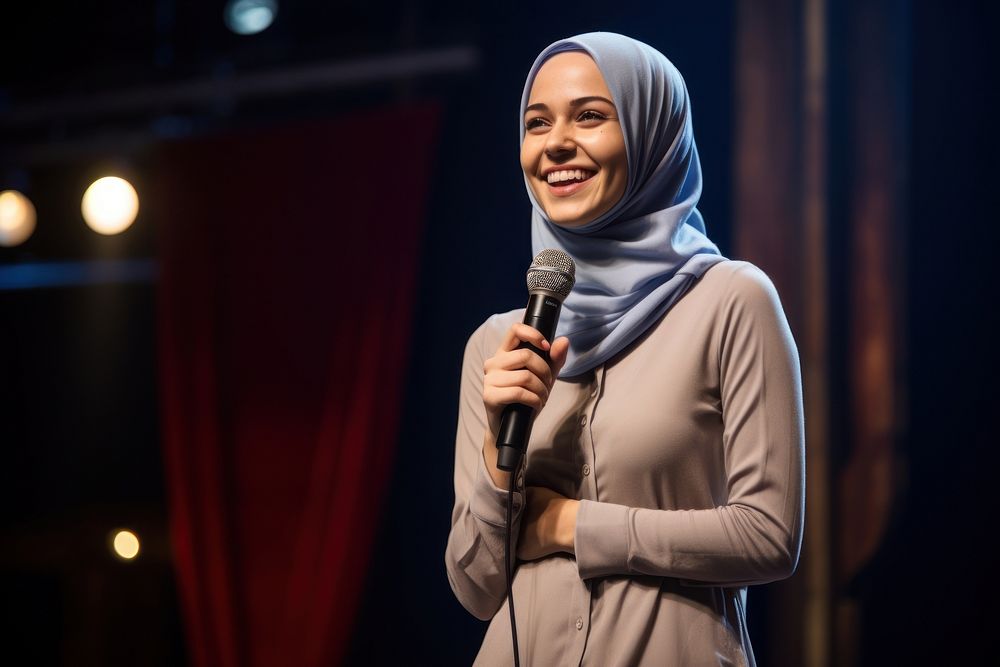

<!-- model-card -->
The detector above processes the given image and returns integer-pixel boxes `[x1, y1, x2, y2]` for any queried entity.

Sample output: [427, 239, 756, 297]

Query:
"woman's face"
[521, 51, 628, 227]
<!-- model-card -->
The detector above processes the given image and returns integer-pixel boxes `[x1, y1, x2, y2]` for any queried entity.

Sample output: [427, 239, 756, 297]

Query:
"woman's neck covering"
[520, 32, 727, 378]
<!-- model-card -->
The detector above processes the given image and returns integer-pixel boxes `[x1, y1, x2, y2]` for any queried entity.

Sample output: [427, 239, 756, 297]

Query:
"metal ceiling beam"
[1, 45, 479, 128]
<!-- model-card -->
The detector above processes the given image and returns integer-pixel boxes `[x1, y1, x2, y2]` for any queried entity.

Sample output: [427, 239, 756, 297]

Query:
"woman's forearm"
[481, 430, 513, 490]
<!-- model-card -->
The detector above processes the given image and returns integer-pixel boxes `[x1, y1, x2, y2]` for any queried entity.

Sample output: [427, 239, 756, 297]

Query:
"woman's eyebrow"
[525, 96, 616, 114]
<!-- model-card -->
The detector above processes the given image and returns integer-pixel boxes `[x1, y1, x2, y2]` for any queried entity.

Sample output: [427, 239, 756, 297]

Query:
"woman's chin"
[534, 183, 621, 228]
[543, 203, 609, 228]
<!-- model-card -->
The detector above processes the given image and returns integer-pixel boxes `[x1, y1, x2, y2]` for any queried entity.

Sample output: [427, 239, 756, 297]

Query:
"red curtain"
[156, 104, 440, 667]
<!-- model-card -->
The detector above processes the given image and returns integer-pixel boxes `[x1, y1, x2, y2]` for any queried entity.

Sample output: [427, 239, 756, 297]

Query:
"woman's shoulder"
[691, 259, 795, 353]
[697, 259, 784, 311]
[463, 308, 526, 360]
[701, 258, 777, 290]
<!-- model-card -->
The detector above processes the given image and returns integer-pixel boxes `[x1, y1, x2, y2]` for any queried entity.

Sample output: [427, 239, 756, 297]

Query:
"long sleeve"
[445, 316, 527, 621]
[573, 264, 806, 586]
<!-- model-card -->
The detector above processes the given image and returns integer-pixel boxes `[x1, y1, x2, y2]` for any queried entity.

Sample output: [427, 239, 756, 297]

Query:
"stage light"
[224, 0, 278, 35]
[81, 176, 139, 235]
[112, 529, 141, 560]
[0, 190, 37, 247]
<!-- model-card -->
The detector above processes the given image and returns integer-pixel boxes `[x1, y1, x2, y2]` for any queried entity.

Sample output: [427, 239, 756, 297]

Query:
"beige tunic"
[445, 260, 805, 666]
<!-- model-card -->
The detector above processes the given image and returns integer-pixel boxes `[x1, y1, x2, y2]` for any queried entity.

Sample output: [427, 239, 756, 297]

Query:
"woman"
[445, 32, 804, 667]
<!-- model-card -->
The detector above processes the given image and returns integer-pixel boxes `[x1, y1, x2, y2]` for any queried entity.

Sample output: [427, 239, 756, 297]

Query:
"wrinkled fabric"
[445, 261, 806, 666]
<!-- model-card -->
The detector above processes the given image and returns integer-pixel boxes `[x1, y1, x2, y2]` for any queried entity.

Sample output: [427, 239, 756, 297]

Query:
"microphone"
[496, 249, 576, 472]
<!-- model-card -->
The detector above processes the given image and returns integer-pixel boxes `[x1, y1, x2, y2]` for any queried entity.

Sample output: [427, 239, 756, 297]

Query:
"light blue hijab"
[520, 32, 727, 378]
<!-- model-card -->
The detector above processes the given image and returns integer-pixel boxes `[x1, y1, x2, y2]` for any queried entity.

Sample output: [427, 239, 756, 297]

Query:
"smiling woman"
[519, 52, 628, 227]
[446, 32, 804, 667]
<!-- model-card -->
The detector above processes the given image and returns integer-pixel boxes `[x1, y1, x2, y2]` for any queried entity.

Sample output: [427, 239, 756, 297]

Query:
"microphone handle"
[496, 292, 562, 472]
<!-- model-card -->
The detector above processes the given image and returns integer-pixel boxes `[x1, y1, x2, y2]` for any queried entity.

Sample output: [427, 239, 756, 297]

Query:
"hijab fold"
[520, 32, 727, 377]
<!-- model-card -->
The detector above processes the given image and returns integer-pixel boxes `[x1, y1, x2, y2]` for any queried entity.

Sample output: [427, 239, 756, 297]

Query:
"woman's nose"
[544, 120, 576, 157]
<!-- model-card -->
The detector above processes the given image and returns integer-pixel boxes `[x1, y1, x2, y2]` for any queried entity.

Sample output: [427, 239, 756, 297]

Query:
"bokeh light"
[81, 176, 139, 235]
[112, 530, 141, 560]
[0, 190, 37, 247]
[224, 0, 278, 35]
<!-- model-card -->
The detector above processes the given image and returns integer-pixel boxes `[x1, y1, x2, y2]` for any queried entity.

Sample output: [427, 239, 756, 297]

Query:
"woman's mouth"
[545, 168, 596, 196]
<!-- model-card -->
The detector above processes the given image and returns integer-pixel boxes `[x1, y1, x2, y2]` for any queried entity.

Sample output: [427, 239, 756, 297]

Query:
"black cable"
[505, 468, 520, 667]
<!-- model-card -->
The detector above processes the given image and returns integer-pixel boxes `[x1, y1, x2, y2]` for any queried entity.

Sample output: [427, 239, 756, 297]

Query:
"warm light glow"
[81, 176, 139, 235]
[0, 190, 37, 247]
[225, 0, 278, 35]
[112, 530, 141, 560]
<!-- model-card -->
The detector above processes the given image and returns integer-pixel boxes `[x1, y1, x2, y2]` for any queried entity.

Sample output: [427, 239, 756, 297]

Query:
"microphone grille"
[526, 249, 576, 300]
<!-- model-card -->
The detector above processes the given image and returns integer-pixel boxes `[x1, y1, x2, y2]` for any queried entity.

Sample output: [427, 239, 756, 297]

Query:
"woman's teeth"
[546, 169, 595, 184]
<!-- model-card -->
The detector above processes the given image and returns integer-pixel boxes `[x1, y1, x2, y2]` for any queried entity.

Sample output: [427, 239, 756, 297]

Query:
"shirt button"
[580, 414, 588, 426]
[575, 617, 584, 630]
[582, 463, 591, 476]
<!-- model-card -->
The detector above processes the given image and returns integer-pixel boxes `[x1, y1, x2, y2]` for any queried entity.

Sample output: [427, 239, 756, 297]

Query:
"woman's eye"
[578, 110, 607, 122]
[525, 118, 548, 130]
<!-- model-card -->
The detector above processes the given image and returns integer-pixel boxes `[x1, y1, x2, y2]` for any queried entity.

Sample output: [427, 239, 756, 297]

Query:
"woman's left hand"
[517, 486, 579, 561]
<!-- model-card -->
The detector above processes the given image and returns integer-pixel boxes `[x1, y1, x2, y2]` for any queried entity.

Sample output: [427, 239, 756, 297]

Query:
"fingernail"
[541, 339, 550, 350]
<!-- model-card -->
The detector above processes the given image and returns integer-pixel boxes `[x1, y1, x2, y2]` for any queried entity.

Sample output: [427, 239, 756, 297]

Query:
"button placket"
[572, 373, 597, 664]
[579, 405, 594, 492]
[585, 364, 607, 502]
[570, 577, 592, 664]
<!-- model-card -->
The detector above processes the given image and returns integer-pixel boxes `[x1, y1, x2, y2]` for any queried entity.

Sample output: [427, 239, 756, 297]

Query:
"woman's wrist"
[482, 431, 512, 489]
[558, 499, 580, 554]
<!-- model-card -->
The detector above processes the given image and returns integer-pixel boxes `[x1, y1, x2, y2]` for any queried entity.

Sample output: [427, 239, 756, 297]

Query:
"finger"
[483, 386, 545, 411]
[496, 323, 550, 355]
[486, 369, 549, 399]
[549, 337, 570, 377]
[486, 348, 554, 386]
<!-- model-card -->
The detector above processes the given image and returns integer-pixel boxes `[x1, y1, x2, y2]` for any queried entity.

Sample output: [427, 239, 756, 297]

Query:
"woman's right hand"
[482, 323, 570, 442]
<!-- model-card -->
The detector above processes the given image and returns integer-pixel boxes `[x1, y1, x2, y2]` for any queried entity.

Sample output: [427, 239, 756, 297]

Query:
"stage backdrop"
[156, 104, 440, 667]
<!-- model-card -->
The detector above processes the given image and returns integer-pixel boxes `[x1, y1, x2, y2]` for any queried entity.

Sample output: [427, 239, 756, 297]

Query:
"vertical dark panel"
[834, 0, 908, 664]
[856, 0, 999, 664]
[734, 1, 831, 665]
[733, 0, 804, 307]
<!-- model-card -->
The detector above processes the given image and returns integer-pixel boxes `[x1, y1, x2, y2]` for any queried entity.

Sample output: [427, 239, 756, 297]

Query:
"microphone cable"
[505, 469, 520, 667]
